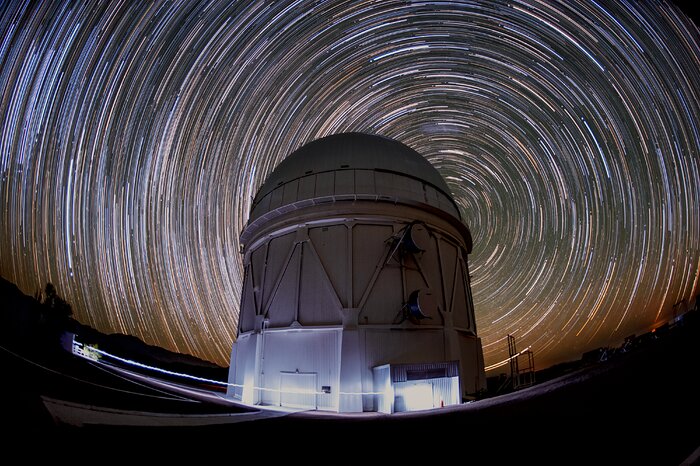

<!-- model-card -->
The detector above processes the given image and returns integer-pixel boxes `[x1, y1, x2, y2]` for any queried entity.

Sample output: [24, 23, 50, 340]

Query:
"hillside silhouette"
[0, 276, 227, 374]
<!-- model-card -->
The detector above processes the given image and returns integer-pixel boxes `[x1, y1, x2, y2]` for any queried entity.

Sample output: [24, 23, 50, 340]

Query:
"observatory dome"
[248, 132, 462, 223]
[228, 132, 485, 412]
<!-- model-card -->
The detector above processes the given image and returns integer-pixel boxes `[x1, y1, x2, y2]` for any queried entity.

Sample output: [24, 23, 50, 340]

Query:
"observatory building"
[227, 133, 485, 413]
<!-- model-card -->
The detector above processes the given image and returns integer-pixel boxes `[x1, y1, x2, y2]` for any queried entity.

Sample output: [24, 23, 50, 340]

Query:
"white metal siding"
[282, 179, 299, 205]
[355, 170, 375, 193]
[298, 175, 315, 199]
[267, 246, 299, 327]
[362, 329, 446, 409]
[263, 233, 295, 309]
[372, 365, 393, 413]
[452, 257, 471, 329]
[309, 225, 348, 308]
[280, 372, 317, 409]
[239, 271, 257, 332]
[439, 239, 458, 313]
[431, 376, 460, 407]
[393, 376, 459, 412]
[269, 184, 284, 211]
[458, 333, 487, 394]
[315, 172, 334, 197]
[389, 361, 459, 381]
[364, 329, 446, 366]
[260, 330, 340, 411]
[298, 243, 343, 325]
[361, 265, 403, 323]
[228, 334, 257, 403]
[352, 223, 394, 308]
[250, 245, 267, 305]
[336, 170, 354, 194]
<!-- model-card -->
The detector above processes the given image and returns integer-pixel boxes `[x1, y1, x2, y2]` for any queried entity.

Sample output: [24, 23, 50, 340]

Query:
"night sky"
[1, 1, 698, 373]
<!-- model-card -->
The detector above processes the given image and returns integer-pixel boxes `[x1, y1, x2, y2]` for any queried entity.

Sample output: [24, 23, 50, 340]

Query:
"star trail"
[1, 1, 698, 371]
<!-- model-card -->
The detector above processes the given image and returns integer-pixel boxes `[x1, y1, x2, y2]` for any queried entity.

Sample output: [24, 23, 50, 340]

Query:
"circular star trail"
[1, 1, 699, 371]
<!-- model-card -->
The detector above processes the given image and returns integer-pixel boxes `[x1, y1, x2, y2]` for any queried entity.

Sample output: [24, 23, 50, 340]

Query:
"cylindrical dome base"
[227, 133, 485, 412]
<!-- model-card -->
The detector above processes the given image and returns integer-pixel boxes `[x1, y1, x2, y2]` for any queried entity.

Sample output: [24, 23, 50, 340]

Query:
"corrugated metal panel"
[335, 170, 354, 195]
[424, 184, 440, 207]
[458, 333, 486, 394]
[431, 376, 459, 407]
[315, 172, 334, 197]
[452, 257, 470, 329]
[263, 233, 295, 310]
[250, 244, 267, 296]
[363, 329, 445, 370]
[438, 192, 459, 217]
[419, 234, 445, 313]
[267, 246, 299, 327]
[280, 372, 317, 409]
[389, 172, 413, 200]
[298, 242, 343, 325]
[389, 360, 459, 382]
[352, 224, 394, 308]
[393, 376, 459, 412]
[372, 365, 392, 413]
[355, 169, 375, 194]
[309, 225, 348, 308]
[282, 179, 299, 205]
[251, 168, 462, 223]
[406, 177, 425, 198]
[439, 238, 457, 313]
[373, 171, 393, 196]
[229, 334, 257, 403]
[464, 258, 475, 332]
[269, 185, 284, 211]
[361, 265, 402, 324]
[260, 329, 340, 411]
[298, 174, 315, 199]
[251, 192, 271, 220]
[226, 340, 242, 400]
[394, 381, 431, 411]
[239, 270, 256, 332]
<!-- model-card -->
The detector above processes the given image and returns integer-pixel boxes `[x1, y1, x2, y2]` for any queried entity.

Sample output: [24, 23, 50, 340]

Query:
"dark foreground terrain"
[2, 314, 698, 464]
[1, 274, 697, 463]
[151, 314, 699, 464]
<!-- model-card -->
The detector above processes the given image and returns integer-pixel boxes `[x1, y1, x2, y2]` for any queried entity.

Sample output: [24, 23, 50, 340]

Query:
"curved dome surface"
[254, 132, 453, 202]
